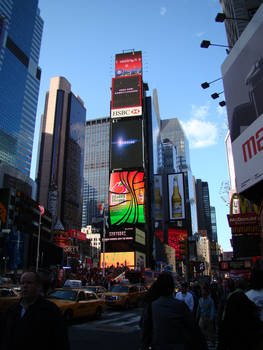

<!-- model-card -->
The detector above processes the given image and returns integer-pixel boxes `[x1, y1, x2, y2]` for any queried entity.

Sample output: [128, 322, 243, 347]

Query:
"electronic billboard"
[115, 51, 142, 77]
[100, 251, 135, 268]
[111, 75, 142, 118]
[111, 119, 143, 170]
[109, 171, 146, 225]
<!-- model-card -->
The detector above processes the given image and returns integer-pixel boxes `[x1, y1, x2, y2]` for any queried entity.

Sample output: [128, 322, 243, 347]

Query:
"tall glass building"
[0, 0, 43, 176]
[82, 118, 110, 227]
[37, 77, 86, 231]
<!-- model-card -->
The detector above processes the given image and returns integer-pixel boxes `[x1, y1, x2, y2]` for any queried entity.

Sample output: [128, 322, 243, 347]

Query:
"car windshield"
[48, 290, 77, 301]
[110, 285, 128, 293]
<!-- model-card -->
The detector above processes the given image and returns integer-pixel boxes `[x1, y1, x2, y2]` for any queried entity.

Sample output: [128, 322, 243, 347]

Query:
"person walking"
[140, 273, 208, 350]
[0, 271, 70, 350]
[246, 258, 263, 322]
[175, 281, 194, 312]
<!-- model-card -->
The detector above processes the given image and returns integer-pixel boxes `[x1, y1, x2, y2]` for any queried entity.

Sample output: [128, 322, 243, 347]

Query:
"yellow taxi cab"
[104, 284, 144, 309]
[0, 287, 20, 315]
[84, 285, 107, 298]
[47, 288, 106, 322]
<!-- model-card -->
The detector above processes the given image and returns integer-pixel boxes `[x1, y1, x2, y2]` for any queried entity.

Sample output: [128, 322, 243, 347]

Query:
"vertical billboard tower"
[101, 51, 153, 269]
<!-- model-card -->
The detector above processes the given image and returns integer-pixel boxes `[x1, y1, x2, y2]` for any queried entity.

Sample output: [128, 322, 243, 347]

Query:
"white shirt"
[246, 288, 263, 321]
[175, 291, 194, 311]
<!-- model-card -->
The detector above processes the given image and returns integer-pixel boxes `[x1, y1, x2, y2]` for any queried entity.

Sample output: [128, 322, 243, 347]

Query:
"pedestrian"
[246, 257, 263, 321]
[196, 285, 216, 345]
[0, 271, 70, 350]
[217, 278, 263, 350]
[140, 272, 208, 350]
[175, 281, 194, 312]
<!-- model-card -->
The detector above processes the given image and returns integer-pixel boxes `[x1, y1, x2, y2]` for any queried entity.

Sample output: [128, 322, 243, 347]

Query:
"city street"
[69, 307, 216, 350]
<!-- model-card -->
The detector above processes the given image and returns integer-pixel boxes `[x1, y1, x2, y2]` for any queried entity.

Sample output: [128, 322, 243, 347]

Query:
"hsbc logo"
[111, 106, 142, 119]
[242, 126, 263, 162]
[112, 110, 129, 117]
[131, 109, 140, 115]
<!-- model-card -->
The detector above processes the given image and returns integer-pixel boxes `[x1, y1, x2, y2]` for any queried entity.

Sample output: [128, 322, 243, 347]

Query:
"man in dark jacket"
[0, 271, 70, 350]
[140, 273, 208, 350]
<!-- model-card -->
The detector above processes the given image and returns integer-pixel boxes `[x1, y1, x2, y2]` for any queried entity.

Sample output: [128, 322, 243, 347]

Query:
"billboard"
[221, 5, 263, 194]
[168, 173, 185, 220]
[168, 228, 188, 260]
[100, 251, 135, 268]
[135, 228, 146, 246]
[111, 119, 143, 170]
[103, 226, 135, 252]
[115, 51, 142, 77]
[109, 171, 146, 225]
[232, 233, 261, 258]
[111, 75, 142, 118]
[154, 175, 163, 220]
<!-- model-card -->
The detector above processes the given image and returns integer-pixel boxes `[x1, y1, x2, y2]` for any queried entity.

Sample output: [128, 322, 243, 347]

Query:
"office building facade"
[220, 0, 263, 48]
[0, 0, 43, 176]
[196, 179, 212, 241]
[82, 117, 110, 227]
[37, 77, 86, 232]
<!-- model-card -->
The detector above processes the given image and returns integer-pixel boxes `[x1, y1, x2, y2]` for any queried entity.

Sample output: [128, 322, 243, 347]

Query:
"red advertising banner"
[115, 51, 142, 77]
[227, 213, 259, 227]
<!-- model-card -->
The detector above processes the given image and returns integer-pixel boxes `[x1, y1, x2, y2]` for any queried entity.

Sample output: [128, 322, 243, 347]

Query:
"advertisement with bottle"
[221, 5, 263, 195]
[115, 51, 142, 77]
[168, 173, 185, 220]
[109, 171, 146, 225]
[154, 175, 163, 220]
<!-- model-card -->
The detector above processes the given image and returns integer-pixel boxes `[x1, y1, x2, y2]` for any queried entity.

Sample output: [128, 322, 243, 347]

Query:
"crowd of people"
[139, 258, 263, 350]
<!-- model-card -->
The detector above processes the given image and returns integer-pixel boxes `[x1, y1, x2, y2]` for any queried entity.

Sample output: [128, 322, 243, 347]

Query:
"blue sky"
[33, 0, 232, 251]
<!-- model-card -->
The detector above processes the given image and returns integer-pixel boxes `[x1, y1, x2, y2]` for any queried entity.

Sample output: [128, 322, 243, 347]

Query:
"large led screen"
[221, 6, 263, 194]
[100, 251, 135, 268]
[109, 171, 146, 225]
[111, 75, 142, 118]
[115, 51, 142, 77]
[103, 226, 135, 252]
[154, 175, 163, 220]
[168, 228, 187, 260]
[168, 173, 185, 220]
[111, 119, 143, 170]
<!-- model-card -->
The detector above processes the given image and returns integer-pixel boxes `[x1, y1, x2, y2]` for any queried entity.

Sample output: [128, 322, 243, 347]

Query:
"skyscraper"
[195, 179, 212, 241]
[82, 117, 110, 227]
[160, 118, 198, 235]
[37, 77, 86, 231]
[220, 0, 263, 48]
[0, 0, 43, 176]
[210, 206, 218, 242]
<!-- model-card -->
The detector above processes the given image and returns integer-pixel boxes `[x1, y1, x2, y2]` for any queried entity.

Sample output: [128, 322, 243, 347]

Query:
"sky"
[33, 0, 232, 251]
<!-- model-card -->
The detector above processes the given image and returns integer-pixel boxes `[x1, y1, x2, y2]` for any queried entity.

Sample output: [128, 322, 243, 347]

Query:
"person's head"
[155, 272, 174, 297]
[181, 282, 188, 294]
[201, 286, 209, 298]
[20, 271, 42, 302]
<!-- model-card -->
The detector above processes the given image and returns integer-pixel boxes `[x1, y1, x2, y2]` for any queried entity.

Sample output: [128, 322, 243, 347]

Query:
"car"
[63, 279, 83, 288]
[0, 287, 20, 315]
[47, 288, 106, 322]
[83, 285, 107, 298]
[103, 284, 143, 309]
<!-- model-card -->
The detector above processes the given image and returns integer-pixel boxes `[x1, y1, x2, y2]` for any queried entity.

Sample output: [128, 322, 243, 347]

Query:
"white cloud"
[181, 119, 218, 148]
[160, 7, 167, 15]
[191, 103, 210, 119]
[195, 32, 205, 37]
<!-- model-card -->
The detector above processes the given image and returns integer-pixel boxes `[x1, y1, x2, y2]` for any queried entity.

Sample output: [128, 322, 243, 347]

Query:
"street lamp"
[215, 13, 250, 23]
[201, 77, 222, 89]
[36, 205, 44, 272]
[211, 91, 224, 99]
[219, 101, 226, 107]
[200, 40, 232, 49]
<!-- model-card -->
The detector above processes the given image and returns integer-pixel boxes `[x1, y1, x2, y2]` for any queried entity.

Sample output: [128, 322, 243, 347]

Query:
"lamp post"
[201, 77, 222, 89]
[36, 205, 44, 272]
[211, 91, 224, 99]
[98, 203, 106, 277]
[200, 40, 232, 49]
[215, 13, 250, 23]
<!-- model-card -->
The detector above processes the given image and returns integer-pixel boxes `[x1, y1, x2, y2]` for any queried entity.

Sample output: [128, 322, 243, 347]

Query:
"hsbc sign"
[111, 106, 142, 119]
[232, 114, 263, 193]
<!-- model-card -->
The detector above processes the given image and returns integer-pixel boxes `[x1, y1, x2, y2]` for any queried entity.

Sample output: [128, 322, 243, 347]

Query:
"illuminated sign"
[168, 228, 188, 260]
[135, 251, 146, 268]
[115, 51, 142, 77]
[109, 171, 146, 225]
[135, 228, 146, 246]
[111, 119, 143, 170]
[168, 173, 185, 220]
[100, 251, 135, 268]
[111, 75, 142, 118]
[154, 175, 163, 220]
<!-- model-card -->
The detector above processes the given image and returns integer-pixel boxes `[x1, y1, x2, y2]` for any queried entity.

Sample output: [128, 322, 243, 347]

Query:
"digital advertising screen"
[135, 251, 146, 269]
[168, 173, 185, 220]
[103, 226, 135, 252]
[221, 6, 263, 195]
[115, 51, 142, 77]
[111, 119, 143, 170]
[232, 233, 261, 258]
[111, 75, 142, 118]
[168, 228, 188, 260]
[109, 171, 146, 226]
[100, 251, 135, 268]
[154, 175, 163, 220]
